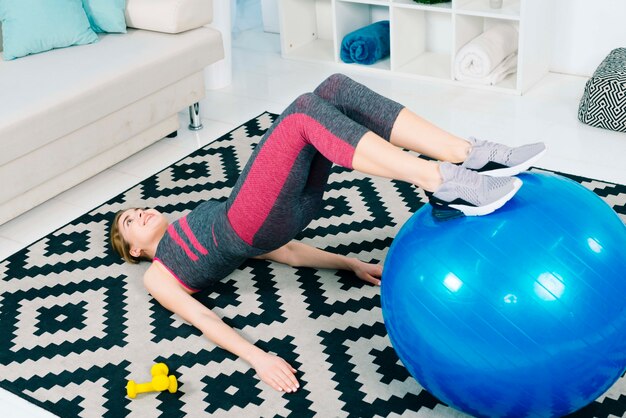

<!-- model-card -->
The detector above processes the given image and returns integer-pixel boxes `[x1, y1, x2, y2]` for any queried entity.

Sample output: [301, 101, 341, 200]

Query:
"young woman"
[110, 74, 545, 393]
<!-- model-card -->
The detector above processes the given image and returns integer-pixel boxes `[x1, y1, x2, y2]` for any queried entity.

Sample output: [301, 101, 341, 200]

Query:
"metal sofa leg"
[188, 102, 203, 130]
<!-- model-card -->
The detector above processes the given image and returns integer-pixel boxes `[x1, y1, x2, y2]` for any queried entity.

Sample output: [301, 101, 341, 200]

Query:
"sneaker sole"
[449, 178, 523, 217]
[479, 148, 547, 177]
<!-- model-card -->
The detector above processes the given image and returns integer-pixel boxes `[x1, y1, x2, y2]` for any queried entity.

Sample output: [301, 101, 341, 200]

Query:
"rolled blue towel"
[340, 20, 390, 65]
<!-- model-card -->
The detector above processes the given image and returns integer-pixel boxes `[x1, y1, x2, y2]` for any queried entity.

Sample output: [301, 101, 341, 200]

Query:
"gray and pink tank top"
[153, 200, 266, 292]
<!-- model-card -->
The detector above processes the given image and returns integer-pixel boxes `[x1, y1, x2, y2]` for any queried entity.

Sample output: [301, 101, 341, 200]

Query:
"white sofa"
[0, 0, 224, 225]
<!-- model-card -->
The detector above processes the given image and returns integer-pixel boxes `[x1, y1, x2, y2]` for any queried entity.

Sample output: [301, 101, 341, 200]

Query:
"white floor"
[1, 25, 626, 418]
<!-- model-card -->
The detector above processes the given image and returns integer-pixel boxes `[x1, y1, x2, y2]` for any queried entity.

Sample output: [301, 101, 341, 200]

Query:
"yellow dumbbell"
[127, 363, 178, 399]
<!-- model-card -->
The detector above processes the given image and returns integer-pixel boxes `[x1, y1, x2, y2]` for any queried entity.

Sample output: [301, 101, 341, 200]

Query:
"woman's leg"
[280, 92, 519, 220]
[389, 110, 546, 176]
[314, 73, 546, 176]
[226, 92, 445, 247]
[226, 91, 519, 246]
[313, 73, 470, 162]
[312, 73, 404, 142]
[351, 132, 442, 191]
[389, 110, 470, 163]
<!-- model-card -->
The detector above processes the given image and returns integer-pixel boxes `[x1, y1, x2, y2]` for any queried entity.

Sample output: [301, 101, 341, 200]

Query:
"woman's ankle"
[419, 162, 444, 192]
[449, 138, 472, 164]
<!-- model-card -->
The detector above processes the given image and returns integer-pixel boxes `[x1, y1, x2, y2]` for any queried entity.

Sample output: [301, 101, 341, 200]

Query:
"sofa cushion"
[83, 0, 127, 33]
[0, 27, 224, 166]
[0, 0, 98, 60]
[125, 0, 213, 34]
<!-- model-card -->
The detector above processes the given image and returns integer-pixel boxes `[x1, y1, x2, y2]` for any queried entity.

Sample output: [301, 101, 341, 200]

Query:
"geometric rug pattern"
[1, 113, 624, 418]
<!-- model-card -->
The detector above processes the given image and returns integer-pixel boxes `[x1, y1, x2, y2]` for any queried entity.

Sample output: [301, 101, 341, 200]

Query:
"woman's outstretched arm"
[255, 241, 383, 286]
[143, 263, 299, 393]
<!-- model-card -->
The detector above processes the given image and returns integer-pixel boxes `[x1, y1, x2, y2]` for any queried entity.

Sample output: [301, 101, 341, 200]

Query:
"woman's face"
[117, 208, 168, 257]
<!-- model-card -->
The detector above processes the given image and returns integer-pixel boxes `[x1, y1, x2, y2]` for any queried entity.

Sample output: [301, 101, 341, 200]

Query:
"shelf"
[339, 0, 392, 5]
[455, 0, 520, 20]
[395, 52, 451, 79]
[279, 0, 334, 59]
[495, 72, 517, 89]
[283, 39, 334, 62]
[392, 0, 453, 12]
[341, 56, 392, 71]
[456, 71, 518, 91]
[278, 0, 551, 95]
[454, 14, 520, 51]
[392, 7, 452, 77]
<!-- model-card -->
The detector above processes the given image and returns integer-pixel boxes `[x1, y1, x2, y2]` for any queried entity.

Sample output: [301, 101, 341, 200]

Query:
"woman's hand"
[145, 264, 300, 394]
[350, 259, 383, 286]
[249, 351, 299, 393]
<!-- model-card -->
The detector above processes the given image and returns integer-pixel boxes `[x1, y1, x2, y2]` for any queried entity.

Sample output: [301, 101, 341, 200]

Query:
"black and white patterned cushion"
[578, 47, 626, 132]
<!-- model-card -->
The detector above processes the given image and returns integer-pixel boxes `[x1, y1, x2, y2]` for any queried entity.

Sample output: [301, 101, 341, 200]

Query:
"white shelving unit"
[278, 0, 553, 94]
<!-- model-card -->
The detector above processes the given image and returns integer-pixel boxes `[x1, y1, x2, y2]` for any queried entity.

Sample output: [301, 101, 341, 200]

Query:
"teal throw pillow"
[83, 0, 127, 33]
[0, 0, 99, 60]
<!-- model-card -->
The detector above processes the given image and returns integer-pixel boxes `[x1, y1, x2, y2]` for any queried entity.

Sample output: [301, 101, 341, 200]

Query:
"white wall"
[550, 0, 626, 76]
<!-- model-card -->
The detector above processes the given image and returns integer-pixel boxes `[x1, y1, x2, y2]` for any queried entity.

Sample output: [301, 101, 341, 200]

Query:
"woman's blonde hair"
[110, 209, 150, 264]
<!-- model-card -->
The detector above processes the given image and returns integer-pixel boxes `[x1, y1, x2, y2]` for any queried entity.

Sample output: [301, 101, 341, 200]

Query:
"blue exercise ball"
[381, 172, 626, 418]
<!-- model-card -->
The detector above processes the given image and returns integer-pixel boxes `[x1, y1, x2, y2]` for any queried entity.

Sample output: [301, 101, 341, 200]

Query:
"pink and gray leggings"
[226, 73, 404, 249]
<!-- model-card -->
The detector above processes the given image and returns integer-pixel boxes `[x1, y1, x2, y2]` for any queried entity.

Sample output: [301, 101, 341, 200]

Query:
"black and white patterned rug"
[1, 113, 625, 418]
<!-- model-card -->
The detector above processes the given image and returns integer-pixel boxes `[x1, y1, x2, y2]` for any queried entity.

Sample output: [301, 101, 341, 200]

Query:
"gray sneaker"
[427, 162, 522, 220]
[462, 137, 546, 177]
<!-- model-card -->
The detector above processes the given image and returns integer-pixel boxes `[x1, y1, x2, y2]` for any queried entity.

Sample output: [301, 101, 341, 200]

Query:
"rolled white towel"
[454, 23, 519, 84]
[457, 52, 518, 85]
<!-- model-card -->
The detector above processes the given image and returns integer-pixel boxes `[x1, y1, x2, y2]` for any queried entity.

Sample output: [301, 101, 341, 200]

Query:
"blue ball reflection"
[381, 172, 626, 418]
